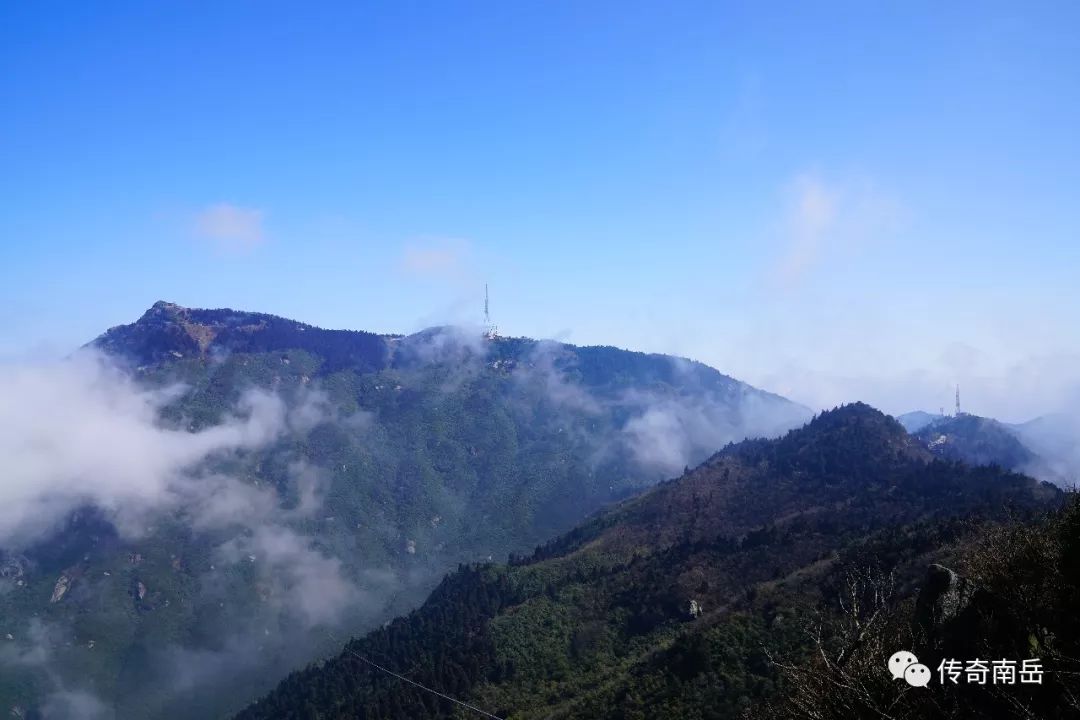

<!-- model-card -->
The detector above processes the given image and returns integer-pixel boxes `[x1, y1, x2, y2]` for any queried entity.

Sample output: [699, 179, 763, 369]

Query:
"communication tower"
[483, 284, 498, 339]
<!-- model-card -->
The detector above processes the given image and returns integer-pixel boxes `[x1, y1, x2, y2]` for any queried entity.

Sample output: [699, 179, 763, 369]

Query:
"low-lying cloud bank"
[0, 351, 369, 718]
[0, 351, 309, 546]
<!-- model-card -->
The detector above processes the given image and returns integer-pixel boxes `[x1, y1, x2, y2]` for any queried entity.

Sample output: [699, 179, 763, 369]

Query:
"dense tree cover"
[914, 413, 1035, 471]
[233, 404, 1062, 720]
[236, 565, 519, 720]
[760, 495, 1080, 719]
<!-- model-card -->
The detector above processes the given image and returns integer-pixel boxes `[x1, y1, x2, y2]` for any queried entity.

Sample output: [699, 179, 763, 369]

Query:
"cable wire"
[332, 636, 506, 720]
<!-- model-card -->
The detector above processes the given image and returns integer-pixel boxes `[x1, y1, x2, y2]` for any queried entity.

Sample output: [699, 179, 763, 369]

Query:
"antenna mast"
[955, 384, 961, 417]
[483, 283, 498, 339]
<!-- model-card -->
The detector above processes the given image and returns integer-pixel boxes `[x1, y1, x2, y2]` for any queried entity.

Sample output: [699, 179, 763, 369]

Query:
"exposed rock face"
[685, 599, 703, 619]
[914, 563, 1023, 661]
[0, 557, 26, 580]
[50, 574, 71, 603]
[916, 564, 977, 629]
[91, 301, 391, 373]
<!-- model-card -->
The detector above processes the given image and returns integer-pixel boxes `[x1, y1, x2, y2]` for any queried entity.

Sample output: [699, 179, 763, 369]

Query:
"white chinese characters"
[890, 651, 1045, 688]
[937, 658, 1043, 685]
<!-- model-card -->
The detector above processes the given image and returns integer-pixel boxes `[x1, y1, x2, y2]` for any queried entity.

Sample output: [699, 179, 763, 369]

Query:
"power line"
[335, 640, 506, 720]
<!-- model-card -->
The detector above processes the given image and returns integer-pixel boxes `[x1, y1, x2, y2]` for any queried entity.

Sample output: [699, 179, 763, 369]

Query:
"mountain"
[913, 413, 1035, 471]
[234, 403, 1061, 720]
[0, 302, 810, 720]
[895, 410, 945, 433]
[902, 410, 1079, 484]
[94, 301, 393, 373]
[1008, 413, 1080, 484]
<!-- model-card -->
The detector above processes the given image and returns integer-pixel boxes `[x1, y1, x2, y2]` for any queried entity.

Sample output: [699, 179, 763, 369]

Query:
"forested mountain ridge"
[899, 409, 1079, 485]
[913, 413, 1034, 472]
[234, 403, 1062, 720]
[0, 302, 809, 719]
[93, 301, 795, 406]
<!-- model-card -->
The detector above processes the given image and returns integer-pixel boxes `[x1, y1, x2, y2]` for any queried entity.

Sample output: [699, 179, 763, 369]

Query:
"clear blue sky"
[2, 1, 1078, 418]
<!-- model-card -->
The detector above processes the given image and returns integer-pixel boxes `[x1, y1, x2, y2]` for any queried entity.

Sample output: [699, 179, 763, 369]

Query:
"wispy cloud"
[195, 203, 266, 254]
[400, 237, 472, 280]
[774, 174, 838, 285]
[771, 172, 902, 288]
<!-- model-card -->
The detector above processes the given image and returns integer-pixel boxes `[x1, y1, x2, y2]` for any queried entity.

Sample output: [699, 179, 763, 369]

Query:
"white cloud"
[194, 203, 266, 253]
[619, 385, 809, 477]
[0, 350, 289, 545]
[0, 352, 378, 711]
[216, 526, 358, 628]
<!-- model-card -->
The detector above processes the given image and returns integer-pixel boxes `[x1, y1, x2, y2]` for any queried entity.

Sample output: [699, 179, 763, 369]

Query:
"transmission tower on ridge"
[483, 283, 498, 339]
[955, 384, 961, 417]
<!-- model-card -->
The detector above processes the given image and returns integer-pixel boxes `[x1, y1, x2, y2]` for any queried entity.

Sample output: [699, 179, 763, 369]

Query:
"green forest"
[236, 404, 1074, 719]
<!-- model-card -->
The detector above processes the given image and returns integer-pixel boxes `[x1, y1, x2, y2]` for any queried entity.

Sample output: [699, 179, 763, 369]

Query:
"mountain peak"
[806, 401, 908, 437]
[711, 400, 929, 481]
[91, 302, 390, 372]
[795, 401, 921, 452]
[133, 299, 187, 324]
[763, 401, 912, 448]
[150, 299, 182, 311]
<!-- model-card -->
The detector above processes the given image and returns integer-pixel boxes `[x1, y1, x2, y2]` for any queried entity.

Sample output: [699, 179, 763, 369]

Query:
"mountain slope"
[234, 404, 1060, 720]
[903, 410, 1078, 485]
[896, 410, 945, 433]
[0, 302, 809, 720]
[759, 495, 1080, 720]
[1008, 413, 1080, 483]
[914, 413, 1035, 471]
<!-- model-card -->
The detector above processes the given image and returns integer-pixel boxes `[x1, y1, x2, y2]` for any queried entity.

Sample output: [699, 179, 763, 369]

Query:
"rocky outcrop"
[685, 599, 703, 619]
[916, 564, 978, 629]
[0, 556, 26, 581]
[915, 563, 1025, 661]
[50, 574, 71, 603]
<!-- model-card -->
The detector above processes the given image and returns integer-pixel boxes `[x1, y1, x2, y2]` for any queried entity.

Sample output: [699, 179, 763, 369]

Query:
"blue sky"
[2, 1, 1078, 419]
